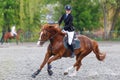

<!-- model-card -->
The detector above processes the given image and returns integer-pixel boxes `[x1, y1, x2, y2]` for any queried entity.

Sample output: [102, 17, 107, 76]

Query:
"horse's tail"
[92, 40, 106, 61]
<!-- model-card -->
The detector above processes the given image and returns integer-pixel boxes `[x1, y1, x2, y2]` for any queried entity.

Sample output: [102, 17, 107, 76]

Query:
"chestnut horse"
[1, 28, 23, 45]
[32, 23, 106, 78]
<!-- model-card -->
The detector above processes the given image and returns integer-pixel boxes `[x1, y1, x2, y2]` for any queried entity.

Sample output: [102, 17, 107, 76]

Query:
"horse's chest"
[48, 42, 63, 54]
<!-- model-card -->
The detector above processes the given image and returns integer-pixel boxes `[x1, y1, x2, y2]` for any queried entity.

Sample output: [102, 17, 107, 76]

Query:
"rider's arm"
[58, 14, 64, 25]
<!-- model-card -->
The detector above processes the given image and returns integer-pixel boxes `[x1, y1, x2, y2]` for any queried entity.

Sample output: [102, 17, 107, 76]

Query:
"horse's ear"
[54, 24, 59, 28]
[42, 24, 48, 29]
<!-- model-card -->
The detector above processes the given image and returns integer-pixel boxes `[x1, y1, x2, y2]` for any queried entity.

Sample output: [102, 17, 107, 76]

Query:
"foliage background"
[0, 0, 120, 41]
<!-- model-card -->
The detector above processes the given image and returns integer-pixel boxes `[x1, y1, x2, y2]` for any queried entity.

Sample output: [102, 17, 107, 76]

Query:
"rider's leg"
[69, 44, 74, 57]
[13, 34, 16, 37]
[67, 31, 75, 58]
[14, 33, 17, 37]
[12, 32, 17, 37]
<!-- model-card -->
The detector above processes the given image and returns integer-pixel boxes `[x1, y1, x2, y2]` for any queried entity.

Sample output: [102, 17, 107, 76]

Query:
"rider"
[11, 25, 17, 37]
[58, 5, 75, 58]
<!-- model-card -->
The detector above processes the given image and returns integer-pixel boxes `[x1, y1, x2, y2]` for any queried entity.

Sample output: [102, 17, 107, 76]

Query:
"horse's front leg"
[47, 54, 61, 76]
[16, 36, 19, 45]
[31, 51, 51, 78]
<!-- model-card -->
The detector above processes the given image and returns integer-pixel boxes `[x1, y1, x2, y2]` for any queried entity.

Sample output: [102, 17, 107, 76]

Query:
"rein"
[39, 29, 59, 42]
[45, 29, 59, 40]
[45, 29, 59, 53]
[40, 29, 59, 53]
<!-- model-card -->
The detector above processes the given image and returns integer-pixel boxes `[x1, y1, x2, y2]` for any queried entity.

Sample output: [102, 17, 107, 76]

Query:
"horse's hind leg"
[92, 41, 106, 61]
[66, 52, 89, 76]
[64, 53, 79, 76]
[63, 54, 78, 76]
[74, 54, 88, 76]
[64, 66, 74, 75]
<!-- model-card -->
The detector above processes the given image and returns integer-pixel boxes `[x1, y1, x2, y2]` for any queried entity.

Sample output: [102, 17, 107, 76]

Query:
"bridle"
[39, 29, 59, 52]
[47, 30, 59, 40]
[39, 29, 58, 42]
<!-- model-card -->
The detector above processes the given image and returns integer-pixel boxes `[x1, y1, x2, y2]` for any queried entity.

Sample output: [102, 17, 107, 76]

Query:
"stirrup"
[70, 52, 75, 58]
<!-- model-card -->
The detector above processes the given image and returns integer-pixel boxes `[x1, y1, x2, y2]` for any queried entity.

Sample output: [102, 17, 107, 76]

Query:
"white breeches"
[11, 31, 17, 36]
[62, 30, 74, 45]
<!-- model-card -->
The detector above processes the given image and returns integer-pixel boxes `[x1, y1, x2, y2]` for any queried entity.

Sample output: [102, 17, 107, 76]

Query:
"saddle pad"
[63, 36, 80, 49]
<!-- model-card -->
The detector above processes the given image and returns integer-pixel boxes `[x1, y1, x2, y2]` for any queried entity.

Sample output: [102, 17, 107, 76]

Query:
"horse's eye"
[45, 32, 48, 37]
[42, 32, 47, 37]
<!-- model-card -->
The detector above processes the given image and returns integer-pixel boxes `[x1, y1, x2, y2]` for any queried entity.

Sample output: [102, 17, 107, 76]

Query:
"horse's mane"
[42, 23, 65, 35]
[17, 28, 24, 33]
[17, 28, 21, 32]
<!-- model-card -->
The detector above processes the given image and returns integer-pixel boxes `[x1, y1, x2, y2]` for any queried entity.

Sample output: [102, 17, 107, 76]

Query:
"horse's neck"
[17, 32, 19, 35]
[17, 31, 21, 35]
[50, 33, 65, 44]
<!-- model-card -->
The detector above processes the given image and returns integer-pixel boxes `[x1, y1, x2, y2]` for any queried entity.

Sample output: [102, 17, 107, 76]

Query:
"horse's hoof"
[68, 74, 76, 77]
[47, 69, 53, 76]
[31, 74, 36, 78]
[64, 72, 68, 75]
[31, 69, 40, 78]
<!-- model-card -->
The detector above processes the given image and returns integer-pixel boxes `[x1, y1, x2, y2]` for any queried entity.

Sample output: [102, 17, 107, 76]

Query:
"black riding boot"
[69, 44, 75, 58]
[14, 34, 16, 37]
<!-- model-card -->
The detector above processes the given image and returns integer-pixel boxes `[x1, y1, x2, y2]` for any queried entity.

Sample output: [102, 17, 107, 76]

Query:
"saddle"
[63, 34, 80, 49]
[10, 32, 16, 38]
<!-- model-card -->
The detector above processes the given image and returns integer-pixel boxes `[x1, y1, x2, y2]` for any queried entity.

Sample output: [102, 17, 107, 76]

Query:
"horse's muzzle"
[37, 40, 45, 46]
[40, 41, 45, 46]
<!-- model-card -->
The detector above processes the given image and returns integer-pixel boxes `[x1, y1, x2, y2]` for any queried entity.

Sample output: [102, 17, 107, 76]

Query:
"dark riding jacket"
[58, 13, 74, 32]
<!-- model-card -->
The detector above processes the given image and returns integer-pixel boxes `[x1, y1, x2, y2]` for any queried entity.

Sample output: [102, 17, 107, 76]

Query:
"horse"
[1, 28, 24, 45]
[32, 23, 106, 78]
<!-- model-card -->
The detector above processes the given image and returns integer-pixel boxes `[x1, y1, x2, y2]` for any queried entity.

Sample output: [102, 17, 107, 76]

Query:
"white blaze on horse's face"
[37, 31, 43, 46]
[39, 31, 43, 40]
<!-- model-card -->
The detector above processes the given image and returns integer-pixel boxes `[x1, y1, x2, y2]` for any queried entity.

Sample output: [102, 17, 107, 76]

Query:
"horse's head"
[17, 28, 24, 34]
[37, 23, 60, 46]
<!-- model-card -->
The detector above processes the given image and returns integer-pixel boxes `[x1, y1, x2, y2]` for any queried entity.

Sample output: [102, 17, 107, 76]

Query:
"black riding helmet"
[65, 5, 72, 10]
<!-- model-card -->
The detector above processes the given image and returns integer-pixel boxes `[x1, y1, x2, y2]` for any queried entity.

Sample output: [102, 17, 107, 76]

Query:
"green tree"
[0, 0, 19, 31]
[58, 0, 102, 32]
[109, 0, 120, 38]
